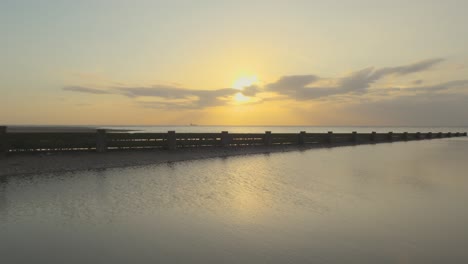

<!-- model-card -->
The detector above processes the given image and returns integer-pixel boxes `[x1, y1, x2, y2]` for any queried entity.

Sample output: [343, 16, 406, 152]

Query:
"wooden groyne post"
[327, 131, 334, 144]
[0, 126, 7, 158]
[2, 127, 467, 154]
[264, 131, 272, 146]
[298, 131, 306, 145]
[96, 129, 107, 152]
[221, 131, 230, 147]
[416, 132, 421, 139]
[352, 131, 358, 143]
[371, 131, 377, 142]
[403, 132, 408, 141]
[167, 131, 176, 150]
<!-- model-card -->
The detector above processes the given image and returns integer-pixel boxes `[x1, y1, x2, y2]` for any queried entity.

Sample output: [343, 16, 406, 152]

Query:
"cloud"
[63, 82, 244, 109]
[117, 85, 196, 99]
[138, 101, 199, 110]
[266, 75, 319, 92]
[264, 69, 373, 100]
[63, 58, 468, 113]
[265, 58, 447, 100]
[367, 80, 468, 97]
[116, 85, 239, 109]
[63, 86, 111, 94]
[241, 85, 260, 96]
[412, 80, 468, 92]
[370, 58, 444, 79]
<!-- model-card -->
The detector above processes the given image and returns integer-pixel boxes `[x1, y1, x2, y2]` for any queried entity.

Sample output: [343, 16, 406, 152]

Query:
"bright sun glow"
[232, 76, 258, 90]
[234, 92, 250, 103]
[231, 75, 258, 103]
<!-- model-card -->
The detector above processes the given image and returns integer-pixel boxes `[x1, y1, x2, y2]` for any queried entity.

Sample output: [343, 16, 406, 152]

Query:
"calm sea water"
[1, 128, 468, 263]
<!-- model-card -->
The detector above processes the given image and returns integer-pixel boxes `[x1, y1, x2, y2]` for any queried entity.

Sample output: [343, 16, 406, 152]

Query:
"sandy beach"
[0, 144, 342, 177]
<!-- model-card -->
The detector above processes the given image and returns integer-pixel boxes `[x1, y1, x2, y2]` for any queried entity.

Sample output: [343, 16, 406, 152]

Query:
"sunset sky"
[2, 0, 468, 126]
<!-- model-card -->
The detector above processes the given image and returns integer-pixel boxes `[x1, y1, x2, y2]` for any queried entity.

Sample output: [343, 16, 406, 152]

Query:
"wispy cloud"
[265, 58, 447, 100]
[241, 85, 261, 97]
[62, 58, 468, 112]
[63, 84, 243, 109]
[370, 58, 444, 79]
[410, 80, 468, 92]
[63, 86, 111, 94]
[266, 75, 319, 93]
[116, 86, 239, 109]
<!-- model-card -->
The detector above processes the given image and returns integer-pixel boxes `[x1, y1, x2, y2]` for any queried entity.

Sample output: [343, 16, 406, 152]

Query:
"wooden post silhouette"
[416, 132, 421, 139]
[0, 126, 7, 157]
[402, 132, 408, 141]
[327, 131, 334, 144]
[96, 129, 107, 152]
[388, 132, 393, 142]
[264, 131, 272, 146]
[167, 131, 176, 150]
[370, 131, 376, 142]
[3, 129, 463, 153]
[352, 131, 358, 143]
[298, 131, 306, 145]
[221, 131, 229, 147]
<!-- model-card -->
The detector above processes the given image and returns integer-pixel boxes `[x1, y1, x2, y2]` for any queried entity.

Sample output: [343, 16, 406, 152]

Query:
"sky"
[1, 0, 468, 126]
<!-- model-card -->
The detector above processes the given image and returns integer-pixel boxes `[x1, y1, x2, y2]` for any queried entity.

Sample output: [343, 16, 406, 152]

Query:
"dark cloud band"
[62, 58, 468, 110]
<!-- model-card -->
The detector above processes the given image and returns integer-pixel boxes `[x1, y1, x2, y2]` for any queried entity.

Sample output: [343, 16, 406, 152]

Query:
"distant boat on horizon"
[189, 123, 198, 126]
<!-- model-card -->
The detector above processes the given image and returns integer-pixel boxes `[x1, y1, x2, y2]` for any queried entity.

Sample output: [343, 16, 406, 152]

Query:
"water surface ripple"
[1, 138, 468, 263]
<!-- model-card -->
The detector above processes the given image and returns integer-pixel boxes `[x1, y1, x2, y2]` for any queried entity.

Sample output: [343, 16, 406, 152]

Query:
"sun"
[231, 75, 259, 104]
[234, 92, 250, 103]
[232, 75, 258, 90]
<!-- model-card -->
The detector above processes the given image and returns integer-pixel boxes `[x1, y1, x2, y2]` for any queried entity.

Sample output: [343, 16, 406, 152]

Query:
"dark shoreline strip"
[1, 127, 466, 156]
[0, 139, 465, 177]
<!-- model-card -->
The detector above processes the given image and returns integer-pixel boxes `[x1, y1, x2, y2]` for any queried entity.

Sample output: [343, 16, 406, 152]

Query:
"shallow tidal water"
[1, 137, 468, 263]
